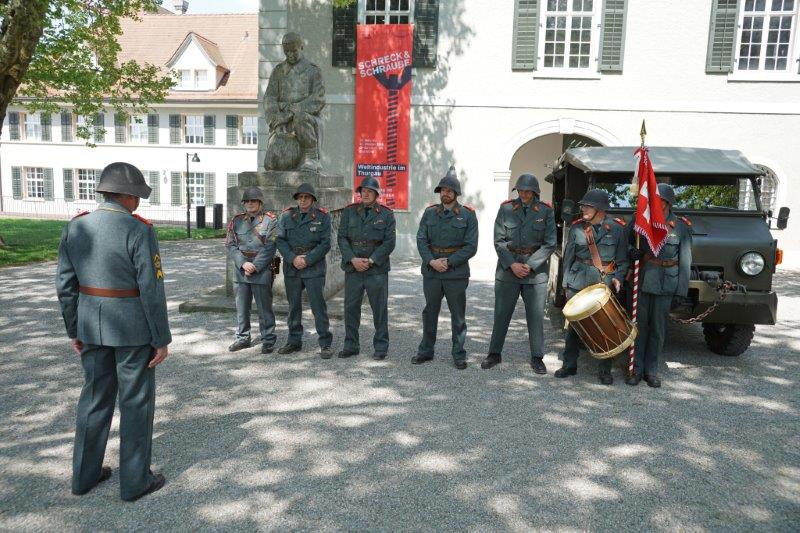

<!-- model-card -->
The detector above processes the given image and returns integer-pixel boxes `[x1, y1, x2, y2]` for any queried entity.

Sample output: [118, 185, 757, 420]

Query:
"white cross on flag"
[633, 147, 669, 255]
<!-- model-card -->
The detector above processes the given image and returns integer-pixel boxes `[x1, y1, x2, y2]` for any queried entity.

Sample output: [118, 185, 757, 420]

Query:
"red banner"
[354, 24, 413, 209]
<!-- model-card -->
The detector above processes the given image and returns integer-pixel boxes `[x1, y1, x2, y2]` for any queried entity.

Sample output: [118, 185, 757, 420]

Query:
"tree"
[0, 0, 174, 141]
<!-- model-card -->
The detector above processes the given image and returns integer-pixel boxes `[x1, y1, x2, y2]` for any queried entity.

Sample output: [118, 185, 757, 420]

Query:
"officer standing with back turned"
[413, 166, 479, 370]
[56, 162, 169, 501]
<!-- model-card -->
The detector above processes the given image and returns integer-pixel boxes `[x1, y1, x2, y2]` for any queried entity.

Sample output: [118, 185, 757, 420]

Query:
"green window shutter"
[512, 0, 540, 70]
[204, 172, 215, 207]
[169, 114, 181, 144]
[227, 172, 238, 188]
[332, 3, 357, 67]
[44, 168, 54, 201]
[226, 115, 239, 146]
[148, 113, 159, 144]
[413, 0, 440, 68]
[706, 0, 739, 73]
[41, 113, 52, 141]
[204, 115, 215, 145]
[11, 167, 22, 199]
[93, 113, 105, 143]
[63, 169, 74, 200]
[599, 0, 628, 72]
[114, 113, 127, 143]
[171, 171, 182, 206]
[149, 171, 160, 205]
[8, 112, 20, 140]
[61, 111, 73, 142]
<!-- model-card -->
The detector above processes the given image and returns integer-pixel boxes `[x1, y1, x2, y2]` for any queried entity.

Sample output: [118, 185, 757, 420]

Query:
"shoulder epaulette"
[282, 206, 293, 213]
[668, 220, 676, 228]
[463, 205, 475, 212]
[132, 213, 152, 226]
[613, 217, 626, 226]
[679, 215, 692, 227]
[604, 223, 611, 231]
[501, 199, 514, 205]
[264, 211, 276, 219]
[571, 218, 584, 225]
[426, 203, 439, 209]
[72, 211, 90, 220]
[377, 204, 393, 213]
[346, 202, 360, 208]
[540, 201, 552, 208]
[317, 207, 329, 214]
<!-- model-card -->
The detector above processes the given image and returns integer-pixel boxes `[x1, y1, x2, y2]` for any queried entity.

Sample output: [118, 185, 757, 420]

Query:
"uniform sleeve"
[526, 208, 557, 271]
[226, 217, 247, 270]
[494, 207, 515, 270]
[55, 223, 79, 339]
[252, 217, 277, 273]
[337, 208, 356, 263]
[370, 211, 396, 266]
[562, 226, 576, 289]
[677, 223, 692, 296]
[305, 213, 331, 266]
[133, 226, 172, 348]
[614, 225, 629, 283]
[416, 210, 434, 264]
[448, 210, 478, 267]
[276, 213, 295, 263]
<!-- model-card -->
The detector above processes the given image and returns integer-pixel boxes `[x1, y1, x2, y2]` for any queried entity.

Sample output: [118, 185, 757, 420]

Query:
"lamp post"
[185, 152, 200, 238]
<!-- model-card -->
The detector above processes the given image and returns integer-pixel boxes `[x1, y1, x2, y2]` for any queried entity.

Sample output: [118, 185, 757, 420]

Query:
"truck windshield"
[593, 177, 759, 211]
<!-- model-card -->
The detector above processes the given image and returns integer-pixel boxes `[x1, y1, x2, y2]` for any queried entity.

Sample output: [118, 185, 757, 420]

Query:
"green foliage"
[10, 0, 174, 142]
[673, 185, 740, 209]
[332, 0, 357, 6]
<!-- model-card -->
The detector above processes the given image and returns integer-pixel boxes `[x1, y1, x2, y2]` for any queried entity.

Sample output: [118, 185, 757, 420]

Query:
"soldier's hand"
[611, 278, 622, 293]
[293, 255, 307, 269]
[148, 346, 169, 368]
[429, 258, 448, 273]
[510, 263, 530, 279]
[352, 258, 370, 272]
[243, 262, 257, 275]
[70, 338, 84, 356]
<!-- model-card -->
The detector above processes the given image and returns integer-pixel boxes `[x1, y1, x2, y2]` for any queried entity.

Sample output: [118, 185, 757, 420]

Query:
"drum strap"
[583, 224, 614, 278]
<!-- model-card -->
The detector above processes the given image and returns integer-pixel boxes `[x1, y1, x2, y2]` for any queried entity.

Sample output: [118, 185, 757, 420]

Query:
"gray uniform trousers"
[488, 280, 547, 359]
[285, 276, 332, 348]
[418, 278, 469, 362]
[234, 282, 277, 347]
[561, 289, 613, 373]
[343, 272, 389, 354]
[73, 344, 155, 500]
[633, 291, 672, 378]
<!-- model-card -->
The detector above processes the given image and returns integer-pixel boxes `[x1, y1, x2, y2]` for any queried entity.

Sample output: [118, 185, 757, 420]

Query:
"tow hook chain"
[670, 280, 737, 325]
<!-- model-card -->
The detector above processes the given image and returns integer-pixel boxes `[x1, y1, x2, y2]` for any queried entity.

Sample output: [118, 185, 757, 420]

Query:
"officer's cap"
[356, 176, 381, 196]
[434, 165, 462, 196]
[578, 189, 611, 212]
[241, 186, 265, 203]
[512, 173, 541, 195]
[95, 162, 151, 199]
[293, 182, 317, 201]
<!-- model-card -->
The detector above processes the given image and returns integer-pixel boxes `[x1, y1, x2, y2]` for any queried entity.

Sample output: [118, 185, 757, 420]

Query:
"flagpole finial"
[640, 120, 647, 148]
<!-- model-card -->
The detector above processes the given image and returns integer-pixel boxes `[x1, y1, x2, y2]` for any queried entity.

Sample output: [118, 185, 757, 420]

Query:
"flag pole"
[628, 120, 646, 378]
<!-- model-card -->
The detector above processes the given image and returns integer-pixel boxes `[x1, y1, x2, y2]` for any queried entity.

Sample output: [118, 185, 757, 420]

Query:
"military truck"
[546, 146, 789, 356]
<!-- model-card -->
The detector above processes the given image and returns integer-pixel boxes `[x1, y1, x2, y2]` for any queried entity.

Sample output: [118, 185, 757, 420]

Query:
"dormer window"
[167, 32, 229, 92]
[194, 70, 207, 87]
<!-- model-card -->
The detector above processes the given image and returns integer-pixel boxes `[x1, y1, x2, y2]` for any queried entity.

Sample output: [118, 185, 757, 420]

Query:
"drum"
[562, 283, 637, 359]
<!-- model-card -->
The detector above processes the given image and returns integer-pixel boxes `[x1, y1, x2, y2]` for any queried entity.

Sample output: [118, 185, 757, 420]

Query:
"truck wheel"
[702, 323, 755, 356]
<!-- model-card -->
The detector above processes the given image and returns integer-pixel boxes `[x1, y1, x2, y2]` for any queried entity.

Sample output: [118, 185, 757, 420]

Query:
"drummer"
[555, 189, 629, 385]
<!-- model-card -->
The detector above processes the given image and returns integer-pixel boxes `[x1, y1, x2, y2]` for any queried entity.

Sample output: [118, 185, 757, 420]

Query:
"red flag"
[633, 147, 668, 255]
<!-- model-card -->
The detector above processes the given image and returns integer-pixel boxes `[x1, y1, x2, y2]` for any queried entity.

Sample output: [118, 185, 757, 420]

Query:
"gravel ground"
[1, 239, 798, 531]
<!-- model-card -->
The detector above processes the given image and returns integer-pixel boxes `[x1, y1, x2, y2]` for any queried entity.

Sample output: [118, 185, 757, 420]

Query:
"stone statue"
[264, 32, 325, 173]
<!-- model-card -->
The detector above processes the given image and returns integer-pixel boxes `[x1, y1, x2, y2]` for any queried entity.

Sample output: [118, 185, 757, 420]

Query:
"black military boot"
[625, 374, 641, 386]
[554, 366, 577, 378]
[277, 343, 301, 354]
[530, 358, 547, 375]
[338, 349, 359, 358]
[320, 346, 335, 359]
[598, 371, 614, 385]
[643, 374, 661, 388]
[228, 338, 251, 352]
[454, 360, 467, 370]
[261, 343, 275, 354]
[411, 354, 434, 364]
[480, 353, 501, 369]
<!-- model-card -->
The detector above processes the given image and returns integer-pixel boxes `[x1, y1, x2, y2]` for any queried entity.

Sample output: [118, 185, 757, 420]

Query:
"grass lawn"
[0, 218, 224, 267]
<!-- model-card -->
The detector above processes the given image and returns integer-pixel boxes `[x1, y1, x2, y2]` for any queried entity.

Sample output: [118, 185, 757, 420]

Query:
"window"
[540, 0, 600, 72]
[194, 70, 207, 88]
[75, 115, 96, 140]
[129, 115, 148, 143]
[241, 116, 257, 145]
[179, 69, 191, 89]
[361, 0, 413, 24]
[187, 172, 205, 206]
[185, 115, 204, 144]
[25, 167, 45, 199]
[24, 113, 42, 141]
[734, 0, 800, 77]
[77, 169, 98, 201]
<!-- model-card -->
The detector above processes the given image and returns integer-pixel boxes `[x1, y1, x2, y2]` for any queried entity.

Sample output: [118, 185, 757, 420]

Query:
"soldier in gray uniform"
[413, 166, 479, 370]
[276, 183, 334, 358]
[226, 187, 279, 354]
[56, 162, 169, 501]
[337, 176, 396, 360]
[481, 174, 557, 373]
[555, 189, 629, 385]
[626, 183, 692, 388]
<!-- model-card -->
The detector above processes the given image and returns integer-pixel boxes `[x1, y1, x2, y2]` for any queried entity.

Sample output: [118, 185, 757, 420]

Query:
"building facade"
[256, 0, 800, 254]
[0, 9, 259, 223]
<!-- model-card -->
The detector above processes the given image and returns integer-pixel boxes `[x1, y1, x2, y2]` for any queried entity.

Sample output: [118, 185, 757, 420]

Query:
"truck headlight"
[739, 252, 765, 276]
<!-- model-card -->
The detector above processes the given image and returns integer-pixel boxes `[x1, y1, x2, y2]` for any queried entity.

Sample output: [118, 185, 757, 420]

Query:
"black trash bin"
[213, 203, 223, 230]
[196, 205, 206, 229]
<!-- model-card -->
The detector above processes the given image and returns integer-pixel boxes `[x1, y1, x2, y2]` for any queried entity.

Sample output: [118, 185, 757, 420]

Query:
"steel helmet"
[293, 182, 317, 201]
[578, 189, 611, 212]
[512, 173, 541, 195]
[434, 165, 462, 196]
[241, 186, 265, 203]
[95, 162, 152, 199]
[657, 183, 676, 205]
[356, 176, 381, 196]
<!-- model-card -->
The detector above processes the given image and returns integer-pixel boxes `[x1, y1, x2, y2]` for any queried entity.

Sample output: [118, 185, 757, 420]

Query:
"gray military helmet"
[241, 186, 265, 203]
[293, 182, 317, 201]
[95, 162, 152, 199]
[657, 183, 676, 205]
[356, 176, 381, 196]
[434, 165, 462, 196]
[512, 173, 541, 195]
[578, 189, 611, 212]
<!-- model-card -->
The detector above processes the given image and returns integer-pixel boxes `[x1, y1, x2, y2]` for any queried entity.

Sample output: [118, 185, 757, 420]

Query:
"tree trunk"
[0, 0, 48, 137]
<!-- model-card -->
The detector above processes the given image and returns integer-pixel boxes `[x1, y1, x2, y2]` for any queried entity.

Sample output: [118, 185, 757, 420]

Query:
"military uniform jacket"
[265, 57, 325, 122]
[629, 213, 692, 297]
[226, 210, 278, 285]
[337, 202, 396, 275]
[56, 201, 172, 348]
[276, 204, 331, 279]
[417, 202, 479, 279]
[494, 198, 557, 285]
[562, 216, 629, 291]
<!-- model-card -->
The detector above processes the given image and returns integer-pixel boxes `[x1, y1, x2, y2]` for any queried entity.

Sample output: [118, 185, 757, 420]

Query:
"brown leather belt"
[293, 246, 314, 254]
[349, 239, 382, 247]
[430, 245, 462, 254]
[79, 286, 140, 298]
[242, 251, 258, 258]
[509, 245, 539, 255]
[647, 258, 679, 267]
[580, 259, 616, 273]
